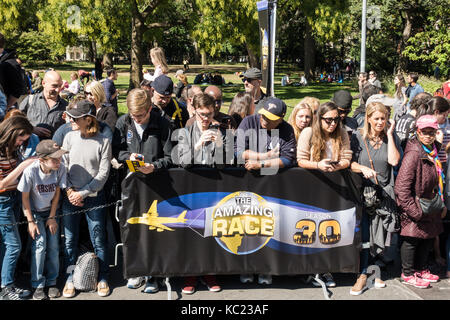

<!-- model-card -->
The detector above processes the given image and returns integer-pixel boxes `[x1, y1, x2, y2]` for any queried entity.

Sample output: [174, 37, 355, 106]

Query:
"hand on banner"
[245, 159, 262, 171]
[137, 163, 155, 174]
[266, 144, 280, 159]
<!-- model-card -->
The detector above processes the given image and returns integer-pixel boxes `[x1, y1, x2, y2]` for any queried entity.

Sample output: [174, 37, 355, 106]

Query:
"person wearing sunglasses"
[331, 89, 358, 138]
[395, 115, 446, 289]
[349, 102, 401, 295]
[297, 101, 352, 288]
[239, 68, 267, 113]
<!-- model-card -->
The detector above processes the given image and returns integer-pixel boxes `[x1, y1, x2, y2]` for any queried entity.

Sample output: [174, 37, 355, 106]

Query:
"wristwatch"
[261, 161, 265, 168]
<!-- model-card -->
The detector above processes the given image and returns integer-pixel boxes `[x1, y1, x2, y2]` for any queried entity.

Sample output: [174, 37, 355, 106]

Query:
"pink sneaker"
[418, 270, 439, 283]
[401, 273, 431, 288]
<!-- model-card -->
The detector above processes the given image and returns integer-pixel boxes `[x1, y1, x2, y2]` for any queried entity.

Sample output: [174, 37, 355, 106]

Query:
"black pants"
[401, 236, 434, 276]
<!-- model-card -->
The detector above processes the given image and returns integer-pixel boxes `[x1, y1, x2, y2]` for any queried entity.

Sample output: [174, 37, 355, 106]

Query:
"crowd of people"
[1, 32, 450, 301]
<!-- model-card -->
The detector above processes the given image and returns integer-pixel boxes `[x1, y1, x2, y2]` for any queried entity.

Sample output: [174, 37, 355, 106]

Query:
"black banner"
[119, 168, 362, 278]
[257, 0, 271, 96]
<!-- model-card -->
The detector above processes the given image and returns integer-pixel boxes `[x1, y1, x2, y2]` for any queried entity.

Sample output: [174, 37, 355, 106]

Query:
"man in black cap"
[234, 96, 296, 286]
[150, 75, 189, 130]
[235, 96, 296, 172]
[331, 89, 358, 137]
[240, 67, 267, 113]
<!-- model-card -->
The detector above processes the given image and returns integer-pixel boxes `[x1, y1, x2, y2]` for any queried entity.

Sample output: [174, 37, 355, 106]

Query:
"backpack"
[72, 252, 99, 292]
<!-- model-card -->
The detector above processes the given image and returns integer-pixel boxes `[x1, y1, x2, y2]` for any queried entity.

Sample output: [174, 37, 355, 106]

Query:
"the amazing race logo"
[212, 192, 275, 255]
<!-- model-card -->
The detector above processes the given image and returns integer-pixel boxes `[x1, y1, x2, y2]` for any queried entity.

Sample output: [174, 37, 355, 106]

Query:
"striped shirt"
[0, 154, 18, 193]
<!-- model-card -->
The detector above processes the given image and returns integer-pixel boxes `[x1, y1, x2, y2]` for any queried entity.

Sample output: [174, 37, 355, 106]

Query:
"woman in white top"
[148, 47, 169, 81]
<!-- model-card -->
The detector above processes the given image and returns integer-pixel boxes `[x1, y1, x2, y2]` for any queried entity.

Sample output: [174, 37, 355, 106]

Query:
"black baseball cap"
[332, 90, 353, 110]
[239, 68, 262, 80]
[65, 100, 96, 118]
[151, 75, 173, 95]
[36, 139, 68, 158]
[258, 97, 287, 121]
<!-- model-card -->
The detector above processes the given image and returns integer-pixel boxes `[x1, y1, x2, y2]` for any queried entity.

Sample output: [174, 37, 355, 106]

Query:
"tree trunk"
[245, 43, 259, 68]
[103, 53, 113, 69]
[129, 14, 145, 90]
[396, 10, 413, 73]
[304, 20, 316, 81]
[201, 51, 207, 67]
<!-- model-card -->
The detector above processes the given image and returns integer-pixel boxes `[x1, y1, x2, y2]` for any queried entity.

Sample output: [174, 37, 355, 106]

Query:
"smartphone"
[209, 124, 220, 130]
[329, 160, 339, 165]
[134, 153, 144, 161]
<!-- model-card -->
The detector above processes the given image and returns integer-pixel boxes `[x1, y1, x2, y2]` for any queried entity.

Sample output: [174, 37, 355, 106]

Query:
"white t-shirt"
[133, 120, 146, 139]
[17, 160, 67, 212]
[68, 80, 80, 94]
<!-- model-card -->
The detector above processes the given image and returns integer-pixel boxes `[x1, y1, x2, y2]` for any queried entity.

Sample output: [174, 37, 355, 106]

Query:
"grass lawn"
[47, 62, 442, 120]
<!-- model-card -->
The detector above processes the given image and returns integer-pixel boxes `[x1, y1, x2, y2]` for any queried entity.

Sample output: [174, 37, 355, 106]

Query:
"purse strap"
[363, 137, 379, 185]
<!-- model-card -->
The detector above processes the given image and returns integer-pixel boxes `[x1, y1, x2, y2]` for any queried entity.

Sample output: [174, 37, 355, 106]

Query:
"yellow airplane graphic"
[127, 200, 187, 232]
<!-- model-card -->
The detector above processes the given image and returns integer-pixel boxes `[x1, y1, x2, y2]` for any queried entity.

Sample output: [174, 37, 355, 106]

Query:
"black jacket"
[154, 98, 190, 130]
[0, 50, 27, 99]
[116, 108, 173, 171]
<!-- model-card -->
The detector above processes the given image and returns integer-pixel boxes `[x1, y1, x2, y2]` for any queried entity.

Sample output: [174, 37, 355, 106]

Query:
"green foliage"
[192, 0, 259, 58]
[8, 30, 63, 62]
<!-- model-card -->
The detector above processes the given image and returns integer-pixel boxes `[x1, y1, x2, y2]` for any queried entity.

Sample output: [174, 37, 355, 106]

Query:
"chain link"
[0, 200, 122, 228]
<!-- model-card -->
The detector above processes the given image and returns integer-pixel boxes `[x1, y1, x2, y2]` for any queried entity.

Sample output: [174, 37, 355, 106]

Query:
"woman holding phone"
[297, 101, 352, 287]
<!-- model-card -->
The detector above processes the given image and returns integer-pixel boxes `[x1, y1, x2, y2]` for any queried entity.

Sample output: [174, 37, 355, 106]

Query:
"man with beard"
[150, 75, 189, 130]
[19, 71, 67, 139]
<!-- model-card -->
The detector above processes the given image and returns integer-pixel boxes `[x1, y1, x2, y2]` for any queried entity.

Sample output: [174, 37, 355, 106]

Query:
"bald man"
[186, 85, 237, 129]
[19, 71, 68, 138]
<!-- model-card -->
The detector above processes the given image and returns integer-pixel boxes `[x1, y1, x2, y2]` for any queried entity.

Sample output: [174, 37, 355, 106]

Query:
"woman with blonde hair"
[288, 102, 313, 141]
[149, 47, 169, 81]
[297, 101, 352, 288]
[349, 102, 401, 295]
[61, 99, 112, 298]
[299, 96, 320, 114]
[85, 81, 117, 130]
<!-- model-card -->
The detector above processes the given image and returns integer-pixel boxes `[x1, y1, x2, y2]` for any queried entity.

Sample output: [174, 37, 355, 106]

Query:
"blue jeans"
[0, 192, 21, 287]
[30, 210, 59, 289]
[360, 209, 370, 275]
[62, 191, 109, 282]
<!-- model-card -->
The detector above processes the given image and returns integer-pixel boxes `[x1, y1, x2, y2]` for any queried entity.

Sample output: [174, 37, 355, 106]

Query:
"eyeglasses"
[130, 110, 149, 120]
[321, 117, 340, 125]
[85, 91, 93, 97]
[242, 78, 255, 83]
[196, 111, 214, 119]
[418, 129, 437, 136]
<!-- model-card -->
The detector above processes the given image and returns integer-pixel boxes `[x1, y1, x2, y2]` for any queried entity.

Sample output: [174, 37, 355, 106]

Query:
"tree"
[192, 0, 260, 67]
[37, 0, 131, 63]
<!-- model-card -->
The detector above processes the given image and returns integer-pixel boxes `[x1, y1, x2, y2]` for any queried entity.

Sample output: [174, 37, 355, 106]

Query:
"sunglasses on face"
[419, 129, 437, 136]
[321, 117, 340, 125]
[85, 91, 93, 97]
[242, 78, 255, 83]
[338, 109, 350, 115]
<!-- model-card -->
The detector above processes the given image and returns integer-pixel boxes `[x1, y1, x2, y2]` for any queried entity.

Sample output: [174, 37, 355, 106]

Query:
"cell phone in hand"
[329, 160, 339, 165]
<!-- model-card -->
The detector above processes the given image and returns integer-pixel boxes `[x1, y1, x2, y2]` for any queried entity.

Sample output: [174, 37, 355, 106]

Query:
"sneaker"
[97, 281, 110, 297]
[374, 278, 386, 288]
[201, 275, 221, 292]
[48, 286, 61, 298]
[418, 270, 439, 283]
[1, 286, 31, 300]
[127, 277, 146, 289]
[322, 273, 336, 287]
[350, 274, 367, 296]
[33, 287, 47, 300]
[63, 281, 76, 298]
[143, 277, 159, 293]
[258, 274, 272, 285]
[240, 274, 254, 284]
[182, 277, 197, 295]
[401, 273, 431, 288]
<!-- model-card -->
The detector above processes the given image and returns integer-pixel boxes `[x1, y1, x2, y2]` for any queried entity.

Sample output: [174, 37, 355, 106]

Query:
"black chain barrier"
[0, 200, 122, 228]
